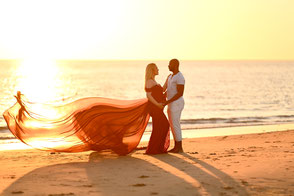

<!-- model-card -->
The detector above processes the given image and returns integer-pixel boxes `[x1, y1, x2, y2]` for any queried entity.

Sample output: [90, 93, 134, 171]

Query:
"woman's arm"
[162, 74, 171, 92]
[146, 92, 163, 109]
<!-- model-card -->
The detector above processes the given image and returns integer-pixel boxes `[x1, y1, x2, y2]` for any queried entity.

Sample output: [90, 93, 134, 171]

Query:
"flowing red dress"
[3, 95, 150, 155]
[145, 85, 170, 154]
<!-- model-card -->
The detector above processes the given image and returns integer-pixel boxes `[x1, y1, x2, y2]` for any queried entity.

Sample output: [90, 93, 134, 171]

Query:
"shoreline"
[0, 129, 294, 195]
[1, 123, 294, 151]
[142, 123, 294, 144]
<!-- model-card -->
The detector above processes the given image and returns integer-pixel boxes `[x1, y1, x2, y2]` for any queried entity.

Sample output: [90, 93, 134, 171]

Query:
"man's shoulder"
[178, 71, 184, 76]
[176, 72, 185, 79]
[176, 72, 185, 84]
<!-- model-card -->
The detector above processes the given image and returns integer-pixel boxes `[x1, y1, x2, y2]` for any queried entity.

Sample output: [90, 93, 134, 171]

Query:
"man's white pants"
[167, 97, 184, 142]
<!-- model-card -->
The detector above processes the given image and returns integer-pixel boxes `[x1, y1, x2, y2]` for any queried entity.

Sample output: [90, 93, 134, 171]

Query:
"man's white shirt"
[167, 72, 185, 100]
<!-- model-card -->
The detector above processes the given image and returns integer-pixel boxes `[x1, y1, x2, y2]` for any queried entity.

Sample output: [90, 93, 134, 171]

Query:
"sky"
[0, 0, 293, 60]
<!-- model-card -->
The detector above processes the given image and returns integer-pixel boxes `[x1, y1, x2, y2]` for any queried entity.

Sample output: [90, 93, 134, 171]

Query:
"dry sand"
[1, 128, 294, 196]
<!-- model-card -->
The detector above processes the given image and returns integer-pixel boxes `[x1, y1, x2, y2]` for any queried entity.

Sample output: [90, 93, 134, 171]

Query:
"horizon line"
[0, 58, 293, 61]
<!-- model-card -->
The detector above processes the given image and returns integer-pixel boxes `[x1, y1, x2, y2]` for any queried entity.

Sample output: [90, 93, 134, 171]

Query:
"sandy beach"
[1, 127, 294, 196]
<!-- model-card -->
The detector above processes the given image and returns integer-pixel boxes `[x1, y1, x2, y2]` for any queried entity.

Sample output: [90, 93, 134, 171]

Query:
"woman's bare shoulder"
[146, 79, 157, 88]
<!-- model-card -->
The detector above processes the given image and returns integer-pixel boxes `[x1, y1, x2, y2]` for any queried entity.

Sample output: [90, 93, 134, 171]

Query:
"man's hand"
[163, 100, 168, 106]
[157, 103, 165, 109]
[163, 91, 167, 99]
[164, 85, 184, 105]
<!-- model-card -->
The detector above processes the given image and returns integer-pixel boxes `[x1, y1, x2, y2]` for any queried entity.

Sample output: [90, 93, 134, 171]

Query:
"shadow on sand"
[1, 151, 248, 196]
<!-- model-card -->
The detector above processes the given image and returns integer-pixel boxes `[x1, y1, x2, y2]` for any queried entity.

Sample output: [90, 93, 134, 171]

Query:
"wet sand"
[1, 127, 294, 195]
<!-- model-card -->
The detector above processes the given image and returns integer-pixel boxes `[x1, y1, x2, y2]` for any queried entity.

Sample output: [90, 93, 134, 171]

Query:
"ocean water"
[1, 60, 294, 140]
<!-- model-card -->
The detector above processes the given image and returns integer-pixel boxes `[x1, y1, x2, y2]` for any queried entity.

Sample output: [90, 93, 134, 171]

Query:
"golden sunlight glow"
[15, 58, 60, 102]
[28, 138, 77, 150]
[0, 138, 77, 151]
[0, 141, 32, 151]
[13, 58, 67, 118]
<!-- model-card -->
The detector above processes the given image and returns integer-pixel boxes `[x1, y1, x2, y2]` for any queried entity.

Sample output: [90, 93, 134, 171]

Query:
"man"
[163, 59, 185, 153]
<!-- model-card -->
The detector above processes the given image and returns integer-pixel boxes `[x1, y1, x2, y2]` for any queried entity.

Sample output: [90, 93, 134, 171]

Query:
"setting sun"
[14, 58, 61, 102]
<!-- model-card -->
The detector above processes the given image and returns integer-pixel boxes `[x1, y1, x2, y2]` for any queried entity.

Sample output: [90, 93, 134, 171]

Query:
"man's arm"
[164, 84, 184, 105]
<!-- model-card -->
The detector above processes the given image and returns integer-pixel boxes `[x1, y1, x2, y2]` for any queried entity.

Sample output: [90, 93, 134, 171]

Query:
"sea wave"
[145, 115, 294, 131]
[0, 136, 15, 140]
[0, 126, 8, 131]
[181, 115, 294, 125]
[1, 115, 294, 140]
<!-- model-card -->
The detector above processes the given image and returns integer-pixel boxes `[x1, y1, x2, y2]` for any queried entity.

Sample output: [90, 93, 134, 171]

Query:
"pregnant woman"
[144, 63, 170, 154]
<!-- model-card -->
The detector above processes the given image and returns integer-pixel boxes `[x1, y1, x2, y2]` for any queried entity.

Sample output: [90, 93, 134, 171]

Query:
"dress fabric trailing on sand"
[3, 95, 150, 155]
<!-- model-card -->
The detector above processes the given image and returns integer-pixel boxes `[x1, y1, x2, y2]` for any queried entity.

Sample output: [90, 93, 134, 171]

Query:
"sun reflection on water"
[11, 58, 74, 121]
[15, 58, 63, 103]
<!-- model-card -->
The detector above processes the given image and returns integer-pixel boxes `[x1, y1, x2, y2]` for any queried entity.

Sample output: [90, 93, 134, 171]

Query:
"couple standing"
[145, 59, 185, 154]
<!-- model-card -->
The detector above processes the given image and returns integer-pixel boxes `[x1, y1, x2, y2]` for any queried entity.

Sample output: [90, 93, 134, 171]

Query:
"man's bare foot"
[168, 141, 183, 153]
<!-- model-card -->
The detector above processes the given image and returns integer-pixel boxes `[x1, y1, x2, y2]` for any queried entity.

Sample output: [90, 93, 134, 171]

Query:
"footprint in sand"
[138, 175, 149, 178]
[4, 175, 16, 179]
[241, 180, 249, 186]
[81, 184, 93, 187]
[11, 191, 24, 194]
[225, 149, 236, 154]
[273, 141, 281, 143]
[48, 193, 75, 196]
[188, 151, 198, 154]
[270, 145, 279, 148]
[223, 186, 234, 190]
[220, 136, 228, 140]
[132, 183, 146, 187]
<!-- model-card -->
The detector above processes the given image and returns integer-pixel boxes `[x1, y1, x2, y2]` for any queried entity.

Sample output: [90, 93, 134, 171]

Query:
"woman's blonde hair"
[145, 63, 157, 86]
